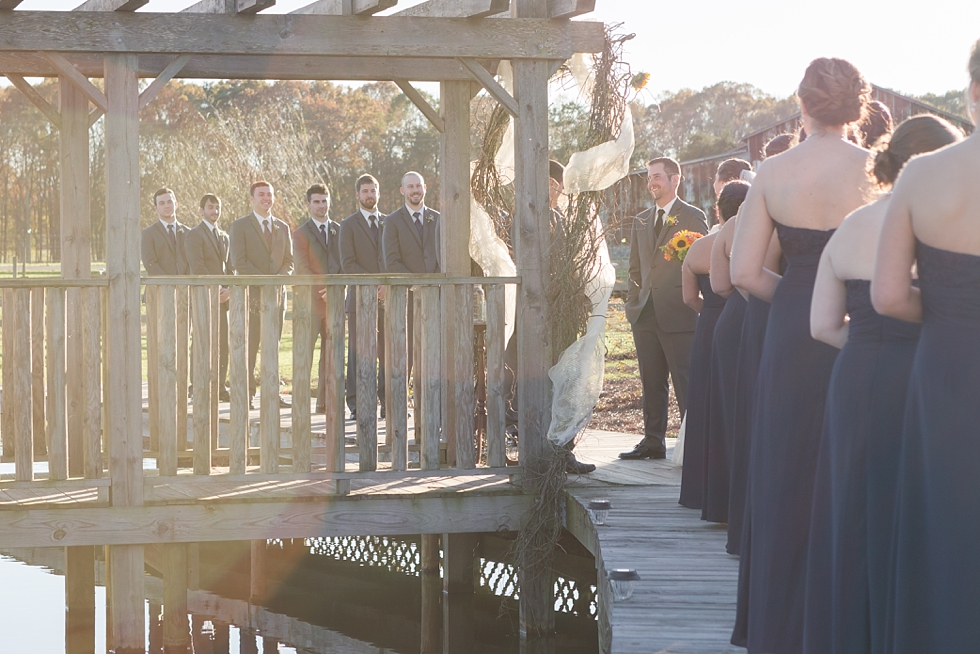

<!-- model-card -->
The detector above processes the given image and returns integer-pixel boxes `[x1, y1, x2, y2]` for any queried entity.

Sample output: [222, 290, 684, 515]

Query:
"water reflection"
[0, 533, 598, 654]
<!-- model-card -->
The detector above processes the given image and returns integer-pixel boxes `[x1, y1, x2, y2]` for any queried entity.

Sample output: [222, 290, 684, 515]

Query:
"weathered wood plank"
[259, 285, 280, 474]
[0, 15, 606, 59]
[290, 0, 396, 14]
[162, 543, 188, 651]
[107, 544, 144, 652]
[355, 284, 378, 472]
[145, 285, 160, 455]
[42, 53, 108, 112]
[458, 57, 518, 117]
[45, 287, 68, 480]
[31, 287, 46, 456]
[384, 285, 408, 472]
[104, 53, 143, 508]
[485, 284, 506, 467]
[451, 284, 475, 469]
[143, 274, 516, 286]
[228, 286, 248, 475]
[191, 285, 212, 476]
[65, 546, 96, 652]
[1, 289, 10, 461]
[11, 289, 34, 481]
[420, 286, 442, 471]
[291, 285, 312, 474]
[4, 74, 61, 129]
[393, 0, 508, 17]
[323, 286, 346, 475]
[0, 493, 532, 547]
[547, 0, 594, 19]
[73, 0, 147, 10]
[138, 55, 191, 111]
[176, 285, 189, 451]
[394, 80, 445, 134]
[209, 285, 220, 451]
[157, 286, 178, 478]
[81, 287, 102, 479]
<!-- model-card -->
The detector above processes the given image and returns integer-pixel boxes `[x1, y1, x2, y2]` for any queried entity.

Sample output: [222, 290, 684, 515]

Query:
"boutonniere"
[425, 214, 435, 224]
[664, 215, 677, 228]
[329, 226, 338, 237]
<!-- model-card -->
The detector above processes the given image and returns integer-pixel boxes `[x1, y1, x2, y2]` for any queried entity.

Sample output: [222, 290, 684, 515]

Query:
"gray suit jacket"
[229, 213, 294, 277]
[141, 220, 189, 276]
[625, 198, 708, 331]
[340, 210, 385, 312]
[184, 220, 232, 276]
[382, 205, 440, 274]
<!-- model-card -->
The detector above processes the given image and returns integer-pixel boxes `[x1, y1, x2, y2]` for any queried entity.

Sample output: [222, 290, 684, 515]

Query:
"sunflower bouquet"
[661, 229, 703, 262]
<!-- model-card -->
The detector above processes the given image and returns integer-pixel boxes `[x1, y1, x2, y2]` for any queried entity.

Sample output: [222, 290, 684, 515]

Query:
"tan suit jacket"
[141, 220, 189, 276]
[229, 213, 293, 277]
[184, 220, 232, 276]
[625, 198, 708, 331]
[382, 205, 440, 274]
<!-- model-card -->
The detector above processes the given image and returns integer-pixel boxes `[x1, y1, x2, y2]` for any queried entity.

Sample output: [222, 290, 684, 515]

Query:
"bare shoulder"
[685, 231, 716, 273]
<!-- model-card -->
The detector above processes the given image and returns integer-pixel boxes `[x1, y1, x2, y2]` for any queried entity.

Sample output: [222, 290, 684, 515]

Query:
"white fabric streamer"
[671, 413, 687, 466]
[468, 187, 517, 345]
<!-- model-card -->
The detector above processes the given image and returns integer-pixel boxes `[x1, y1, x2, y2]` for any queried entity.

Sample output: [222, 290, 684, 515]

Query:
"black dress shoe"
[565, 454, 596, 474]
[618, 443, 667, 460]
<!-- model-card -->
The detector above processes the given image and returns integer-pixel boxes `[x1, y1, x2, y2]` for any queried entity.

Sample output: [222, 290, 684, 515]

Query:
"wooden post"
[384, 285, 408, 471]
[191, 285, 212, 475]
[420, 534, 441, 654]
[228, 285, 248, 475]
[356, 284, 378, 471]
[442, 533, 476, 594]
[104, 51, 145, 653]
[420, 286, 442, 470]
[65, 546, 96, 654]
[259, 284, 280, 473]
[157, 285, 178, 477]
[176, 285, 190, 451]
[146, 285, 160, 454]
[46, 286, 68, 480]
[210, 284, 221, 451]
[163, 543, 189, 652]
[60, 75, 92, 478]
[486, 284, 506, 467]
[250, 540, 267, 604]
[513, 0, 556, 639]
[12, 288, 33, 481]
[443, 587, 475, 654]
[31, 287, 46, 456]
[291, 284, 312, 473]
[323, 286, 346, 479]
[1, 289, 11, 461]
[439, 79, 475, 469]
[82, 287, 102, 480]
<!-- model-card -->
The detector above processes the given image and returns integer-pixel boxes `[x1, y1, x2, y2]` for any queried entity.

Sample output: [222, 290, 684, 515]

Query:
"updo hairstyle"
[970, 39, 980, 84]
[798, 57, 871, 127]
[716, 158, 752, 184]
[871, 114, 963, 187]
[764, 133, 796, 158]
[858, 100, 893, 148]
[717, 181, 750, 222]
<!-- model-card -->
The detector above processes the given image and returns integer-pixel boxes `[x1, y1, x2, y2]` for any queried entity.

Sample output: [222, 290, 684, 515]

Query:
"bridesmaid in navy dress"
[722, 134, 795, 554]
[872, 41, 980, 654]
[804, 115, 961, 654]
[702, 180, 751, 523]
[729, 57, 872, 652]
[678, 219, 727, 510]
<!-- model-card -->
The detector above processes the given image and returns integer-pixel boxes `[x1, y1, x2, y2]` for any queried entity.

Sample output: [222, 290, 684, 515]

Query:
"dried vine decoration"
[471, 101, 515, 245]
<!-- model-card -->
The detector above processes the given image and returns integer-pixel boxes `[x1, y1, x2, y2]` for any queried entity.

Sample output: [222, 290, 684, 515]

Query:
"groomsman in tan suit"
[382, 171, 440, 378]
[229, 181, 294, 409]
[340, 174, 387, 419]
[184, 194, 232, 401]
[141, 187, 188, 276]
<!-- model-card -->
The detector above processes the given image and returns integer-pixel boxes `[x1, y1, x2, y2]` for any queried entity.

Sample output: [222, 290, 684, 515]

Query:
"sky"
[8, 0, 980, 100]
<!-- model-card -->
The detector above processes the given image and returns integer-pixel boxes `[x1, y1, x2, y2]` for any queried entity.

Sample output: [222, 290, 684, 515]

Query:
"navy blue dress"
[679, 273, 726, 510]
[726, 294, 771, 554]
[702, 291, 747, 523]
[890, 242, 980, 653]
[732, 223, 839, 652]
[802, 280, 919, 654]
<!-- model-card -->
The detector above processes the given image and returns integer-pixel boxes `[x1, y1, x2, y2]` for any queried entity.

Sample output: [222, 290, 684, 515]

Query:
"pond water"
[0, 534, 598, 653]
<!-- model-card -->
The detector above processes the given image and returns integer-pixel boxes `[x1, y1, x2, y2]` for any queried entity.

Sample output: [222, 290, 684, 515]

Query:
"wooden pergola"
[0, 1, 605, 651]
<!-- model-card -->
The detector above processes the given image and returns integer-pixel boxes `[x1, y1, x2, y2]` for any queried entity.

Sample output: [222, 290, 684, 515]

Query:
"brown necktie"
[654, 208, 665, 240]
[262, 220, 273, 248]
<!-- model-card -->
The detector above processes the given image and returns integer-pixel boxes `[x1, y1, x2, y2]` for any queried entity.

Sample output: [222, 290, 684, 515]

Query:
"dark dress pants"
[631, 299, 694, 453]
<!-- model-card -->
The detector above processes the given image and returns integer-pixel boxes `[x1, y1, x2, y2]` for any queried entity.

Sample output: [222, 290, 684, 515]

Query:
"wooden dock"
[567, 430, 741, 654]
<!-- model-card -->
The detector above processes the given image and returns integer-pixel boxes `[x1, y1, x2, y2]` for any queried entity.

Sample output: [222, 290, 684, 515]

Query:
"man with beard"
[340, 174, 387, 419]
[142, 187, 188, 277]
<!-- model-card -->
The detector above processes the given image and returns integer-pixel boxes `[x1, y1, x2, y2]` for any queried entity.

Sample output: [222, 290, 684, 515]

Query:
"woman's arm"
[682, 256, 703, 313]
[731, 173, 782, 301]
[710, 218, 736, 297]
[810, 241, 849, 348]
[871, 168, 922, 322]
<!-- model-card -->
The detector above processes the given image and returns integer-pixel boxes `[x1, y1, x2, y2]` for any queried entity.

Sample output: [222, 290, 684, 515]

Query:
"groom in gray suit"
[620, 157, 708, 459]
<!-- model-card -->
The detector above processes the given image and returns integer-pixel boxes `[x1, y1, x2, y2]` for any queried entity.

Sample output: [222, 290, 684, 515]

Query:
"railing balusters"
[420, 285, 441, 471]
[46, 287, 68, 480]
[385, 285, 408, 472]
[291, 284, 312, 474]
[259, 285, 280, 474]
[486, 284, 507, 468]
[356, 284, 378, 472]
[31, 287, 45, 456]
[176, 285, 189, 452]
[145, 285, 160, 455]
[11, 288, 33, 481]
[82, 287, 103, 480]
[157, 285, 178, 477]
[210, 285, 221, 452]
[228, 286, 248, 475]
[452, 284, 475, 470]
[191, 285, 212, 476]
[323, 286, 346, 479]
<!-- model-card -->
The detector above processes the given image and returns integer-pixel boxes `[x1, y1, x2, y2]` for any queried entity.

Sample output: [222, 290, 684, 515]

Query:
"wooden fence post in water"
[191, 285, 212, 475]
[163, 543, 189, 652]
[46, 287, 67, 480]
[420, 533, 442, 654]
[292, 284, 312, 473]
[65, 546, 96, 654]
[356, 283, 379, 471]
[385, 285, 409, 471]
[228, 286, 248, 475]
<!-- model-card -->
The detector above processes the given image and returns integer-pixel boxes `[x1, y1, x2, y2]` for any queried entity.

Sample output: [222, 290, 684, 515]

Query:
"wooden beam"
[0, 493, 533, 548]
[392, 0, 508, 17]
[457, 57, 517, 118]
[0, 52, 498, 82]
[394, 80, 445, 133]
[138, 54, 191, 111]
[0, 14, 605, 59]
[4, 74, 61, 129]
[547, 0, 593, 18]
[291, 0, 396, 14]
[0, 0, 25, 8]
[182, 0, 276, 13]
[73, 0, 148, 10]
[42, 52, 108, 113]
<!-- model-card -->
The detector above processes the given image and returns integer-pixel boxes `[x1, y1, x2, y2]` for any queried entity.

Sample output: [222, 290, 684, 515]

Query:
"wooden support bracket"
[138, 55, 192, 110]
[0, 0, 26, 8]
[183, 0, 276, 13]
[42, 52, 108, 113]
[394, 80, 446, 133]
[394, 0, 509, 17]
[291, 0, 395, 14]
[458, 57, 518, 118]
[73, 0, 148, 10]
[548, 0, 595, 18]
[4, 74, 61, 129]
